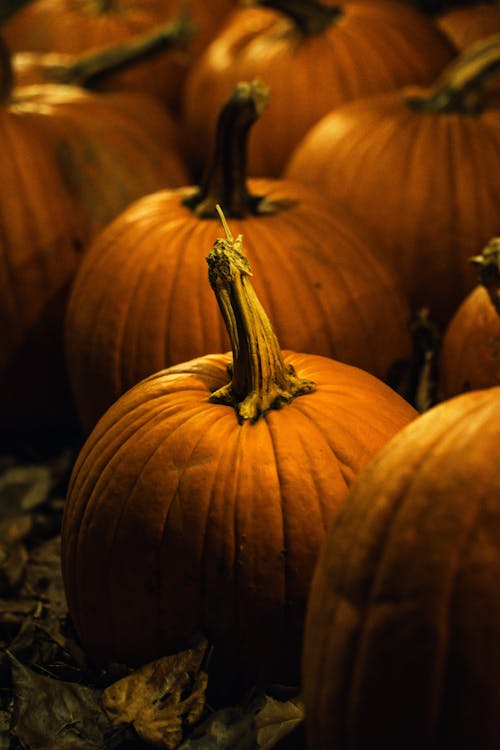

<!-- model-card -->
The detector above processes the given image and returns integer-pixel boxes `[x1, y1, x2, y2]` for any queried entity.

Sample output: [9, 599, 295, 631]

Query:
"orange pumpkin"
[440, 238, 500, 398]
[286, 36, 500, 325]
[64, 81, 413, 433]
[0, 36, 188, 241]
[2, 0, 234, 97]
[61, 212, 417, 683]
[182, 0, 454, 178]
[10, 13, 195, 110]
[437, 2, 500, 50]
[0, 88, 86, 436]
[303, 385, 500, 749]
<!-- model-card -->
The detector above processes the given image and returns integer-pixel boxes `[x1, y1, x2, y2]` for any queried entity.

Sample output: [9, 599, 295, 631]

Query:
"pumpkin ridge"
[340, 399, 491, 744]
[80, 399, 227, 657]
[65, 395, 203, 600]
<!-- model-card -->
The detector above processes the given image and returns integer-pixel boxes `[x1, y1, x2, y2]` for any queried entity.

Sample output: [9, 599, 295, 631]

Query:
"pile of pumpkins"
[1, 0, 500, 746]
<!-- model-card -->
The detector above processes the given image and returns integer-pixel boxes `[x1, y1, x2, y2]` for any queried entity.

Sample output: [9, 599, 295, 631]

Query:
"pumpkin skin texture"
[61, 227, 417, 683]
[182, 0, 454, 177]
[0, 110, 86, 436]
[303, 386, 500, 749]
[64, 179, 414, 433]
[285, 43, 500, 326]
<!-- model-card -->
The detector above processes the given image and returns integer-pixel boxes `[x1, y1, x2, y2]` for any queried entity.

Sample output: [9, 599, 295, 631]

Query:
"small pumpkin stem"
[256, 0, 342, 35]
[183, 80, 274, 218]
[0, 36, 14, 104]
[43, 13, 195, 88]
[406, 34, 500, 114]
[470, 237, 500, 316]
[207, 206, 316, 423]
[83, 0, 114, 13]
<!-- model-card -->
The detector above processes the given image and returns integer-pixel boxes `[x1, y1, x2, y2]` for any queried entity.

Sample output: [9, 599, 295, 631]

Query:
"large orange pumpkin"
[439, 237, 500, 398]
[303, 384, 500, 749]
[64, 81, 413, 433]
[0, 36, 188, 241]
[286, 35, 500, 325]
[182, 0, 454, 178]
[61, 214, 417, 683]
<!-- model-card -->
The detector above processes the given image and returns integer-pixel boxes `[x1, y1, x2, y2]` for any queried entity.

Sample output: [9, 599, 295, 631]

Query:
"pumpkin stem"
[183, 80, 284, 218]
[256, 0, 342, 35]
[207, 206, 315, 423]
[406, 34, 500, 114]
[82, 0, 115, 13]
[0, 36, 14, 104]
[470, 238, 500, 316]
[41, 12, 194, 88]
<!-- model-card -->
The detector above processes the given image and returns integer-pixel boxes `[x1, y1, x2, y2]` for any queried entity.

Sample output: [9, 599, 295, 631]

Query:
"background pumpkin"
[2, 0, 235, 111]
[286, 35, 500, 326]
[9, 12, 195, 110]
[64, 81, 413, 433]
[437, 2, 500, 50]
[61, 217, 417, 684]
[303, 384, 500, 749]
[439, 237, 500, 398]
[0, 34, 189, 241]
[182, 0, 455, 178]
[0, 99, 86, 439]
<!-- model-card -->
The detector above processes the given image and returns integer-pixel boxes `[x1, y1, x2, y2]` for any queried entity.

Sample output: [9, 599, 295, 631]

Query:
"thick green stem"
[207, 209, 315, 423]
[42, 13, 194, 88]
[470, 238, 500, 315]
[0, 36, 13, 104]
[256, 0, 342, 35]
[183, 80, 281, 218]
[407, 34, 500, 114]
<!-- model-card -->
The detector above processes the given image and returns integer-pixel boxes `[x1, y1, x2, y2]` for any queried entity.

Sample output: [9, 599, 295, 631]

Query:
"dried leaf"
[8, 653, 124, 750]
[0, 542, 28, 595]
[20, 536, 67, 617]
[178, 707, 257, 750]
[102, 640, 209, 748]
[254, 696, 304, 750]
[0, 465, 52, 515]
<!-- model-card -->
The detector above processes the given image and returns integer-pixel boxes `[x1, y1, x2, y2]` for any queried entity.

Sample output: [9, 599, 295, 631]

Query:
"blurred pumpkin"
[182, 0, 455, 178]
[0, 69, 86, 436]
[64, 81, 413, 433]
[303, 384, 500, 749]
[61, 213, 417, 683]
[286, 35, 500, 325]
[10, 12, 195, 111]
[0, 35, 188, 241]
[437, 2, 500, 50]
[440, 237, 500, 398]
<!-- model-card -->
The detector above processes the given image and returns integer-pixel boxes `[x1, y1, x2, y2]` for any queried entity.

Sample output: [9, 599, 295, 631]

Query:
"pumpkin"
[10, 12, 194, 110]
[439, 237, 500, 398]
[0, 36, 188, 241]
[2, 0, 234, 108]
[61, 210, 417, 683]
[437, 2, 500, 50]
[303, 384, 500, 749]
[286, 35, 500, 326]
[182, 0, 455, 178]
[0, 69, 86, 436]
[64, 81, 413, 433]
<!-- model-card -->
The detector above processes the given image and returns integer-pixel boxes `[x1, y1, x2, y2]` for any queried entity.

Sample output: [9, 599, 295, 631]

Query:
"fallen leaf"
[102, 640, 209, 748]
[254, 696, 304, 750]
[8, 652, 126, 750]
[178, 707, 257, 750]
